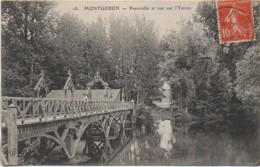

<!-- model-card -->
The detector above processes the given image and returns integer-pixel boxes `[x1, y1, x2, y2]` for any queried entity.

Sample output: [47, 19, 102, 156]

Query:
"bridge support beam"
[65, 131, 74, 158]
[64, 121, 77, 159]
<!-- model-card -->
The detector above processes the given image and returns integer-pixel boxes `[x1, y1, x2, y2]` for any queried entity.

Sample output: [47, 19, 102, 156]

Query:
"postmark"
[217, 0, 255, 44]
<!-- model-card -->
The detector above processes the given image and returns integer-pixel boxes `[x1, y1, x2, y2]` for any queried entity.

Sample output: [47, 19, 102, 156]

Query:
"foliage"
[161, 1, 260, 115]
[47, 14, 115, 90]
[235, 2, 260, 112]
[160, 21, 218, 114]
[2, 1, 57, 96]
[209, 68, 232, 114]
[3, 1, 258, 111]
[108, 15, 162, 103]
[236, 44, 260, 112]
[194, 0, 260, 113]
[2, 2, 162, 105]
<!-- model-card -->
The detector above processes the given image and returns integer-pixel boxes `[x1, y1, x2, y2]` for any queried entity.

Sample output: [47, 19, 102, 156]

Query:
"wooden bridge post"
[65, 132, 74, 158]
[6, 104, 18, 165]
[64, 121, 76, 159]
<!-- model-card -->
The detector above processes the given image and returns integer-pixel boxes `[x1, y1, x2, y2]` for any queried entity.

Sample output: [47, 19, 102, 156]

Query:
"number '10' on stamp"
[217, 0, 255, 44]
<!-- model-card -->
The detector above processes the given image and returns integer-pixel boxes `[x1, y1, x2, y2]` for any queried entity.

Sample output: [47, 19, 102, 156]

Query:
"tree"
[160, 20, 218, 114]
[210, 68, 232, 114]
[160, 1, 260, 115]
[131, 16, 162, 103]
[235, 2, 260, 112]
[108, 15, 136, 89]
[2, 1, 57, 96]
[45, 12, 88, 89]
[235, 46, 260, 112]
[194, 0, 259, 112]
[108, 15, 162, 103]
[84, 17, 116, 88]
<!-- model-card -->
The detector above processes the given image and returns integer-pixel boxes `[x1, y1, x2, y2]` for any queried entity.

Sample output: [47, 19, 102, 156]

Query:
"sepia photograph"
[1, 0, 259, 166]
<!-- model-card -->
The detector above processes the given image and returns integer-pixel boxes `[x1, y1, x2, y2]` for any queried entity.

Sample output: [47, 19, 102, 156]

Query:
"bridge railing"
[2, 97, 134, 124]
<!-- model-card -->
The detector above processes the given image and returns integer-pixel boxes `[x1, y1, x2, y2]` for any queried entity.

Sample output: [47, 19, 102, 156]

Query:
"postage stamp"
[217, 0, 255, 44]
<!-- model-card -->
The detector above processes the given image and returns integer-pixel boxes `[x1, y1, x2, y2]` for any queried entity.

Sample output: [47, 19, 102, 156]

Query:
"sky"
[55, 1, 198, 36]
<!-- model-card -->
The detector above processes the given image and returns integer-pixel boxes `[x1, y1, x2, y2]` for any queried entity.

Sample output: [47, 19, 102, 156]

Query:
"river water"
[109, 113, 259, 166]
[44, 112, 259, 166]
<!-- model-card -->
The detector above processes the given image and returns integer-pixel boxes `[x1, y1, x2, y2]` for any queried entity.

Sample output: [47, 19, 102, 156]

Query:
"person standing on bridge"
[83, 94, 88, 101]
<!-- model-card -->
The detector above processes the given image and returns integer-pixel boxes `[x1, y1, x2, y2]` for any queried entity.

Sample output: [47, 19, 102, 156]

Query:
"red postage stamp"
[217, 0, 255, 44]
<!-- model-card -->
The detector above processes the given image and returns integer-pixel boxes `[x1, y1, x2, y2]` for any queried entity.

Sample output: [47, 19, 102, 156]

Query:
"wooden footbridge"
[1, 71, 137, 165]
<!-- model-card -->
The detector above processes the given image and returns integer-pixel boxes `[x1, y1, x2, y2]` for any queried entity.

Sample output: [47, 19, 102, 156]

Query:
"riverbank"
[150, 108, 173, 122]
[144, 107, 224, 122]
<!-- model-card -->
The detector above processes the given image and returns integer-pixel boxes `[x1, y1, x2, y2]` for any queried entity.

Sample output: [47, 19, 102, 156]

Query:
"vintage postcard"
[1, 0, 259, 166]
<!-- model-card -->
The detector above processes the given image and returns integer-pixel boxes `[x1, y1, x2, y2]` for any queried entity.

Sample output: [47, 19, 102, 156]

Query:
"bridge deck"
[2, 97, 134, 125]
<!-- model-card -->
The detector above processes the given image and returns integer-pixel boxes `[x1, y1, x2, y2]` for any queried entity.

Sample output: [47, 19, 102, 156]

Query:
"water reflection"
[44, 120, 134, 165]
[45, 114, 259, 165]
[117, 114, 259, 166]
[156, 120, 176, 158]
